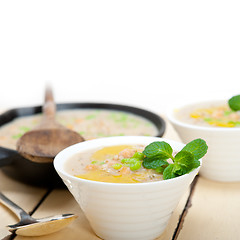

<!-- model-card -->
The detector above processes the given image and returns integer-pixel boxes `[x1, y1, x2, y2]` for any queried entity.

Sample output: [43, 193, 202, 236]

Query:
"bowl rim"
[167, 99, 240, 132]
[53, 136, 201, 187]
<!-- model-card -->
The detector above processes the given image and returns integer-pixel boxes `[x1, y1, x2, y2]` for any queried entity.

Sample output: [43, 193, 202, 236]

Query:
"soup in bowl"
[54, 136, 203, 240]
[168, 99, 240, 182]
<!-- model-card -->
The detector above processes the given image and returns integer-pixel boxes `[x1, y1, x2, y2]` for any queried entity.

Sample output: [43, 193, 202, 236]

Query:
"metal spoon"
[0, 192, 77, 236]
[16, 86, 84, 163]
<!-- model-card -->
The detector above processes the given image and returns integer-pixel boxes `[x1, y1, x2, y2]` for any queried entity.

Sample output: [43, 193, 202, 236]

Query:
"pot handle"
[0, 147, 16, 167]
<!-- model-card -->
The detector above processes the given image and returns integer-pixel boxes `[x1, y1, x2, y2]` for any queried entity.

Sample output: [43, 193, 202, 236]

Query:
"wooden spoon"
[17, 87, 84, 163]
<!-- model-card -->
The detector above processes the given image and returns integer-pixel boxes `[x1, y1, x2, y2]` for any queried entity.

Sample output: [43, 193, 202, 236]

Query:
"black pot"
[0, 103, 166, 187]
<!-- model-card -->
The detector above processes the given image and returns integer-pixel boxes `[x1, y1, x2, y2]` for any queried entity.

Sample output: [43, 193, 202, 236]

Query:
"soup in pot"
[0, 109, 159, 150]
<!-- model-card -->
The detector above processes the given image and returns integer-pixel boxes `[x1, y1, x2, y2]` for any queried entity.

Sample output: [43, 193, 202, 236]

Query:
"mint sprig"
[142, 138, 208, 180]
[228, 95, 240, 111]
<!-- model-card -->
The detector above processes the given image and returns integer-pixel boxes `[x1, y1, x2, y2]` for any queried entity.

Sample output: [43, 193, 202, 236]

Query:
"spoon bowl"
[0, 192, 77, 236]
[9, 213, 77, 237]
[16, 87, 84, 163]
[17, 128, 84, 163]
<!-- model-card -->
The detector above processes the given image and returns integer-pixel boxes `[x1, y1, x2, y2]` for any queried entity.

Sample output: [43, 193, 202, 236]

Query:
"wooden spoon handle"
[43, 86, 56, 121]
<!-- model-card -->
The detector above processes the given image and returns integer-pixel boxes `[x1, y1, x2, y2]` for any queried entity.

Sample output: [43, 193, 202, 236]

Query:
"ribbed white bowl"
[168, 100, 240, 182]
[54, 136, 201, 240]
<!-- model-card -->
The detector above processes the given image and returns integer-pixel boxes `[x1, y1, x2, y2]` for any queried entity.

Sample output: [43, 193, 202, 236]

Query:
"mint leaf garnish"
[181, 138, 208, 161]
[174, 151, 195, 169]
[141, 139, 208, 180]
[228, 95, 240, 111]
[142, 157, 169, 169]
[143, 141, 173, 160]
[163, 164, 178, 179]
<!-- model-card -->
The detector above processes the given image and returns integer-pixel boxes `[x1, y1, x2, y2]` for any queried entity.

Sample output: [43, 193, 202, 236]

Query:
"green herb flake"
[234, 121, 240, 127]
[86, 114, 97, 120]
[91, 160, 105, 165]
[112, 163, 122, 170]
[204, 118, 212, 122]
[12, 133, 23, 139]
[19, 126, 31, 132]
[132, 152, 145, 160]
[224, 110, 233, 116]
[109, 113, 129, 123]
[121, 158, 139, 164]
[129, 161, 142, 171]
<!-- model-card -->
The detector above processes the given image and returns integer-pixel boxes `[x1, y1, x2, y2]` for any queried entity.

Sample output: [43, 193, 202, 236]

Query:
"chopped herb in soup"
[65, 139, 207, 183]
[0, 109, 158, 150]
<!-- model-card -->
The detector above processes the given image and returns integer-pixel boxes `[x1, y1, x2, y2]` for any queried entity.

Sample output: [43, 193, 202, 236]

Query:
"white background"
[0, 0, 240, 115]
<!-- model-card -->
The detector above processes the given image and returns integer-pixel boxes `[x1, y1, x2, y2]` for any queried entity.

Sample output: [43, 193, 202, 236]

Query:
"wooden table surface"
[1, 119, 240, 240]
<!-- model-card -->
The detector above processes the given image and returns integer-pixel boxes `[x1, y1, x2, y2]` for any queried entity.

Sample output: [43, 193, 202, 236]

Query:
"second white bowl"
[168, 100, 240, 182]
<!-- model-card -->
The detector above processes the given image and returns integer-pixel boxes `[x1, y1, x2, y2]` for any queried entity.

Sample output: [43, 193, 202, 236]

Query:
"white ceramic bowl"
[168, 100, 240, 182]
[54, 136, 201, 240]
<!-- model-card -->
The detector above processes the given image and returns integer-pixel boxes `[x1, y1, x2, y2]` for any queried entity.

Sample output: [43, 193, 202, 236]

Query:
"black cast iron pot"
[0, 103, 166, 187]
